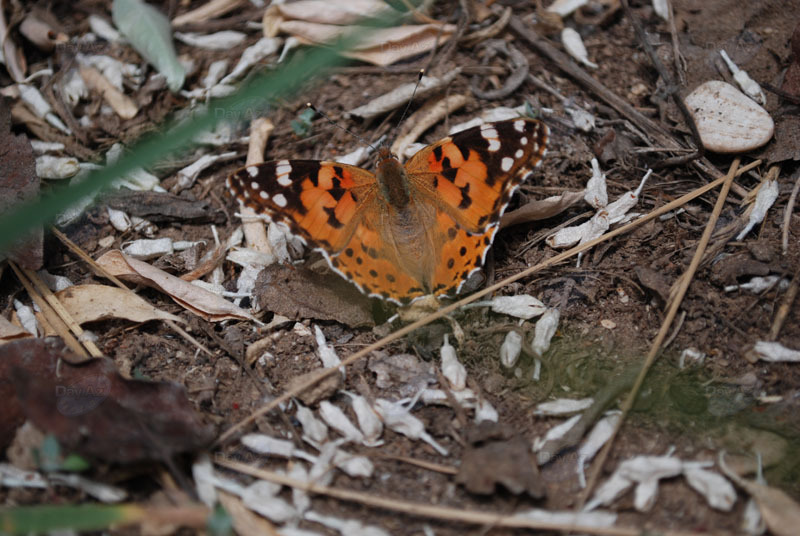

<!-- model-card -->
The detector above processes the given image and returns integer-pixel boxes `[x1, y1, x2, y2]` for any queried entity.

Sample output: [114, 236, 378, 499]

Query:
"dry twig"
[579, 158, 743, 504]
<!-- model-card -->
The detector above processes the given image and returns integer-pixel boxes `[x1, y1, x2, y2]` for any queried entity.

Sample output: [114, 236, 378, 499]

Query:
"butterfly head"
[375, 146, 410, 208]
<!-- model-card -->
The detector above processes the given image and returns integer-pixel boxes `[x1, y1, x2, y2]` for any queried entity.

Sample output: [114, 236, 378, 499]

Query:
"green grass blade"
[0, 10, 401, 254]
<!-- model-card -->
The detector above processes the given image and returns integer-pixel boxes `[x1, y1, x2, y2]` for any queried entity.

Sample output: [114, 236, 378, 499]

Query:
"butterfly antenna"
[307, 103, 377, 153]
[394, 69, 425, 138]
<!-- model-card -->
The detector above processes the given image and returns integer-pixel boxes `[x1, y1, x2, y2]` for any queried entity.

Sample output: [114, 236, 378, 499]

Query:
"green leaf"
[207, 504, 232, 536]
[112, 0, 185, 92]
[60, 453, 91, 472]
[0, 9, 403, 254]
[290, 107, 316, 137]
[36, 435, 62, 472]
[0, 504, 141, 534]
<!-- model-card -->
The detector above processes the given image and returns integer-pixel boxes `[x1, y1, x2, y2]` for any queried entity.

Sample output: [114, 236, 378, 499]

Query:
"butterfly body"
[228, 118, 549, 304]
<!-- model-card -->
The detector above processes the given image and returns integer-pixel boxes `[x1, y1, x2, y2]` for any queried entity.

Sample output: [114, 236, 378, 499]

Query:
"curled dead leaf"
[96, 250, 257, 323]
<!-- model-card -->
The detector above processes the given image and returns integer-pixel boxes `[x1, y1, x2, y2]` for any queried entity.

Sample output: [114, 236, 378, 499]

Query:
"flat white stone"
[684, 80, 773, 153]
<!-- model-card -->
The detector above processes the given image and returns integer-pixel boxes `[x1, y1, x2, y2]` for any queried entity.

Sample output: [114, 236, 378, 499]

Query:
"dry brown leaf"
[0, 337, 214, 463]
[720, 453, 800, 536]
[0, 314, 31, 343]
[279, 21, 456, 66]
[273, 0, 389, 25]
[96, 250, 258, 323]
[56, 284, 181, 325]
[500, 190, 585, 229]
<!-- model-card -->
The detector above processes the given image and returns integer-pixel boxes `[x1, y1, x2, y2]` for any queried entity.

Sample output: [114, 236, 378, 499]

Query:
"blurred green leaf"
[0, 504, 142, 534]
[290, 106, 316, 137]
[112, 0, 185, 92]
[0, 10, 404, 254]
[207, 504, 233, 536]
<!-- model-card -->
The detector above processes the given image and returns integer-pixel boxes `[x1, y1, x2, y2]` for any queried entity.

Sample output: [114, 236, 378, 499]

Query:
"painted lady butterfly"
[227, 118, 549, 304]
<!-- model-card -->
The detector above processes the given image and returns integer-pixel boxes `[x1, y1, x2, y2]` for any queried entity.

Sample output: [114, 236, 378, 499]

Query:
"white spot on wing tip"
[488, 139, 501, 151]
[259, 191, 269, 199]
[501, 157, 514, 171]
[273, 193, 287, 207]
[277, 175, 292, 187]
[250, 181, 260, 190]
[514, 119, 525, 132]
[515, 149, 524, 158]
[520, 136, 528, 146]
[247, 166, 259, 177]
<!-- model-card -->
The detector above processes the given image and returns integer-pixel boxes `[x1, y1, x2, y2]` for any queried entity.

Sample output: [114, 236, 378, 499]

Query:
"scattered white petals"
[175, 152, 237, 191]
[742, 496, 766, 535]
[448, 106, 523, 135]
[88, 15, 122, 42]
[514, 507, 617, 528]
[0, 463, 48, 488]
[684, 465, 737, 511]
[241, 433, 296, 458]
[533, 414, 581, 458]
[440, 334, 467, 391]
[737, 179, 780, 240]
[577, 411, 622, 488]
[332, 450, 374, 478]
[679, 347, 706, 369]
[30, 140, 66, 154]
[295, 402, 329, 444]
[753, 341, 800, 362]
[192, 453, 217, 508]
[374, 398, 448, 456]
[342, 392, 383, 447]
[48, 473, 128, 503]
[37, 269, 73, 292]
[584, 159, 607, 209]
[466, 294, 546, 320]
[474, 398, 498, 423]
[35, 155, 80, 179]
[175, 31, 247, 50]
[534, 397, 594, 416]
[562, 28, 597, 69]
[500, 330, 523, 368]
[18, 84, 71, 133]
[652, 0, 669, 20]
[531, 308, 560, 358]
[288, 462, 311, 514]
[220, 37, 281, 84]
[241, 480, 296, 522]
[546, 0, 589, 16]
[293, 322, 312, 337]
[314, 325, 342, 369]
[304, 510, 391, 536]
[566, 104, 596, 132]
[720, 50, 766, 105]
[724, 275, 788, 293]
[122, 237, 174, 260]
[319, 401, 365, 443]
[13, 299, 38, 336]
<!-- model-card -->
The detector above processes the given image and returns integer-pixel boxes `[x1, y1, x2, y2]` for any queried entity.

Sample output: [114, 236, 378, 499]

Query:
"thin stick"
[768, 269, 799, 341]
[50, 227, 212, 357]
[579, 158, 742, 505]
[16, 263, 103, 357]
[783, 167, 800, 255]
[8, 261, 88, 358]
[215, 159, 759, 446]
[216, 459, 706, 536]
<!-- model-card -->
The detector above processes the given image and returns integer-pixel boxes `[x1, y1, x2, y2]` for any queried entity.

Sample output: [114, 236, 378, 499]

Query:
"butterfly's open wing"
[227, 160, 377, 252]
[404, 118, 549, 234]
[228, 159, 427, 304]
[404, 118, 549, 298]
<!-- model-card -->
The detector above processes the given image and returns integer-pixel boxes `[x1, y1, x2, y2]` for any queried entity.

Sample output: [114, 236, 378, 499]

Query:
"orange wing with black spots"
[227, 118, 550, 305]
[227, 160, 377, 252]
[404, 118, 549, 234]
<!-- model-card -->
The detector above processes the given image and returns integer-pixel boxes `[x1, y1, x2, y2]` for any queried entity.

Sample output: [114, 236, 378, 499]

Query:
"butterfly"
[227, 118, 549, 305]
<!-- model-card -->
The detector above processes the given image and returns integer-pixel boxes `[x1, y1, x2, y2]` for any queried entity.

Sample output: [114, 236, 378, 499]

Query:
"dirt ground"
[1, 0, 799, 534]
